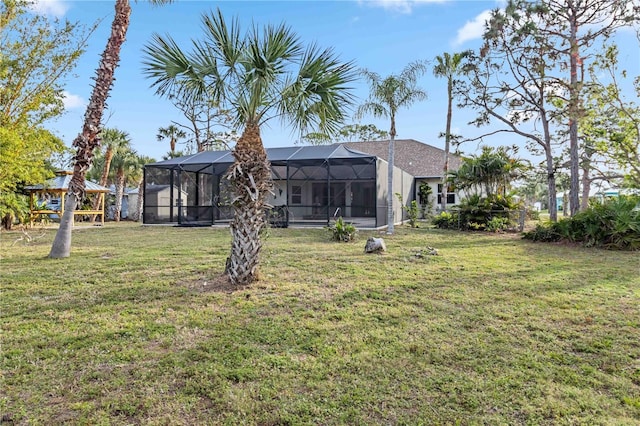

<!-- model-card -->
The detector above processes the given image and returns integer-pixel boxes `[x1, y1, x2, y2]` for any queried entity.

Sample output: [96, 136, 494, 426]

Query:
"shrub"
[0, 193, 30, 230]
[435, 194, 522, 232]
[432, 211, 458, 229]
[522, 223, 562, 242]
[329, 217, 357, 242]
[396, 194, 420, 228]
[486, 216, 510, 232]
[522, 196, 640, 250]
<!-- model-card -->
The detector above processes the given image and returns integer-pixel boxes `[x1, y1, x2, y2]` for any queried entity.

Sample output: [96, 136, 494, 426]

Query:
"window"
[437, 184, 456, 205]
[291, 185, 302, 204]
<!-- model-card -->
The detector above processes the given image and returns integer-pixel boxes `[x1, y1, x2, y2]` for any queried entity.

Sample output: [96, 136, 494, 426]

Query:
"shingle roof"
[340, 139, 462, 178]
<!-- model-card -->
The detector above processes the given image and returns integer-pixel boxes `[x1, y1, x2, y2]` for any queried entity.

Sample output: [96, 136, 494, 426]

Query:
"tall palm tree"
[89, 128, 131, 219]
[49, 0, 171, 258]
[97, 128, 131, 187]
[128, 154, 155, 221]
[142, 9, 357, 284]
[433, 50, 472, 212]
[110, 146, 137, 221]
[356, 62, 427, 234]
[156, 124, 186, 156]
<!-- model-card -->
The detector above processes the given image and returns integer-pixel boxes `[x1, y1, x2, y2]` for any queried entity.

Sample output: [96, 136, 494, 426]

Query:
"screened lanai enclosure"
[143, 144, 398, 228]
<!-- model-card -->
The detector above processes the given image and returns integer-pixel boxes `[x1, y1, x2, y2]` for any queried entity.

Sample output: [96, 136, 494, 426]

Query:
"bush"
[486, 216, 510, 232]
[522, 196, 640, 250]
[329, 217, 357, 242]
[432, 211, 458, 229]
[522, 223, 562, 242]
[433, 194, 522, 232]
[0, 193, 30, 230]
[396, 194, 420, 228]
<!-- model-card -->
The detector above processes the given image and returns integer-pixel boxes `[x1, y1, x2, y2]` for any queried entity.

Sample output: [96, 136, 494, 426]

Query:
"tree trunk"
[48, 0, 131, 258]
[224, 123, 272, 285]
[114, 170, 125, 221]
[441, 77, 453, 212]
[581, 162, 591, 211]
[545, 152, 558, 222]
[386, 118, 396, 234]
[48, 193, 76, 258]
[568, 14, 580, 216]
[91, 147, 114, 222]
[134, 178, 144, 221]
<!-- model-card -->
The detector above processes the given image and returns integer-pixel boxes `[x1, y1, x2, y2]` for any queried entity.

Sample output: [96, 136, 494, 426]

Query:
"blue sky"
[34, 0, 639, 163]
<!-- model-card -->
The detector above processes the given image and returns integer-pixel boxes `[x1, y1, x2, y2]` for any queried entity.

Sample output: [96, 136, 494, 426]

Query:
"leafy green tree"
[156, 124, 186, 156]
[49, 0, 172, 259]
[142, 9, 357, 284]
[1, 0, 92, 128]
[356, 61, 427, 234]
[433, 50, 472, 212]
[485, 0, 638, 216]
[586, 43, 640, 189]
[0, 1, 88, 227]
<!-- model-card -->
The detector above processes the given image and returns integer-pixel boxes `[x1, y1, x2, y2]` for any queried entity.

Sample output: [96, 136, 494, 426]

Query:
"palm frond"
[279, 44, 358, 136]
[142, 33, 206, 99]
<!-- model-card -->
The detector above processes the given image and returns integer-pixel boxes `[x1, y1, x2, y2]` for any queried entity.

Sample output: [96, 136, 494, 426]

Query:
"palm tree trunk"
[134, 178, 144, 221]
[387, 120, 396, 234]
[441, 77, 453, 212]
[224, 123, 272, 285]
[91, 148, 114, 222]
[114, 170, 125, 222]
[49, 0, 131, 258]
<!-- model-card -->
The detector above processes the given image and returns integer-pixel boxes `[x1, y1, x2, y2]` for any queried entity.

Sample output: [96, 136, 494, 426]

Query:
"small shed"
[25, 171, 110, 225]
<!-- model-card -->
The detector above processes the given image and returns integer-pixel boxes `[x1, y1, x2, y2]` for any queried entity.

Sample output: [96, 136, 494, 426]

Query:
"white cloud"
[62, 91, 85, 109]
[28, 0, 69, 18]
[454, 9, 492, 46]
[360, 0, 448, 14]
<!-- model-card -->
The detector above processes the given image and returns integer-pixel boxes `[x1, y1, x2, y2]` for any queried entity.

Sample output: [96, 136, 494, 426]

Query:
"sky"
[33, 0, 640, 164]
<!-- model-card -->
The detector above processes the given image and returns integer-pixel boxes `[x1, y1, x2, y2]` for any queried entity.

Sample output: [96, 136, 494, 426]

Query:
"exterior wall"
[376, 159, 413, 227]
[397, 169, 414, 222]
[415, 178, 467, 215]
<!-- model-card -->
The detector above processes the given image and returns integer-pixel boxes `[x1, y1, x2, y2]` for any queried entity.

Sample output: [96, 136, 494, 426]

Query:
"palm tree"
[89, 128, 131, 219]
[356, 62, 427, 234]
[98, 128, 131, 186]
[128, 154, 155, 221]
[447, 146, 526, 199]
[109, 145, 137, 221]
[156, 124, 186, 156]
[433, 50, 472, 212]
[48, 0, 171, 258]
[142, 9, 357, 284]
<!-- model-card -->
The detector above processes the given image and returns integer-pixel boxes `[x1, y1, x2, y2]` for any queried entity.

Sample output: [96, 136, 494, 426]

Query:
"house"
[341, 139, 462, 212]
[142, 140, 460, 228]
[106, 186, 142, 220]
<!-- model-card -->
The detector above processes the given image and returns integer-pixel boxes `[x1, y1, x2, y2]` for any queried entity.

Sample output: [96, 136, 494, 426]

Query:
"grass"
[1, 222, 639, 425]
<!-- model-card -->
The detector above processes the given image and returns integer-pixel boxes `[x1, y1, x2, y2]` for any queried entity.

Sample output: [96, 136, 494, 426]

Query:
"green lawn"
[1, 223, 639, 425]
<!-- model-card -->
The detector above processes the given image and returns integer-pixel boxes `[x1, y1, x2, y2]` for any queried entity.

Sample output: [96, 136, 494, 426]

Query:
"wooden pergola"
[25, 171, 110, 226]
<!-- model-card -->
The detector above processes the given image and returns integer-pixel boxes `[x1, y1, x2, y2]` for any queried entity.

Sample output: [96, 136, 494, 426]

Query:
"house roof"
[25, 173, 110, 193]
[340, 139, 462, 178]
